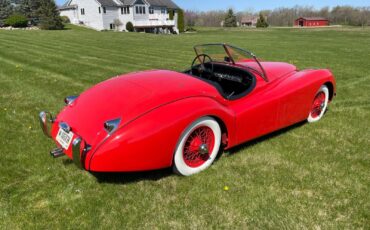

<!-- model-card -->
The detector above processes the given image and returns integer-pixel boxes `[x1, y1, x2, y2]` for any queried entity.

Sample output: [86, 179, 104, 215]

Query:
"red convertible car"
[39, 44, 336, 176]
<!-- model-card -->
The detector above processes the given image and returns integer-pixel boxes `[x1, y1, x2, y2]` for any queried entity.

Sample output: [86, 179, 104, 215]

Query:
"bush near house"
[60, 16, 70, 24]
[177, 9, 184, 32]
[5, 14, 28, 27]
[126, 21, 134, 32]
[169, 9, 174, 20]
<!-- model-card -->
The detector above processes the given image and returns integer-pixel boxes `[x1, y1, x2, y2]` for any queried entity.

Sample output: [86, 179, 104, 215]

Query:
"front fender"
[87, 97, 235, 172]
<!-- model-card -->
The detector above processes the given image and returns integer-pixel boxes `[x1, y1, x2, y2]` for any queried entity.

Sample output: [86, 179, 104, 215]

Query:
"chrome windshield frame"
[193, 43, 269, 82]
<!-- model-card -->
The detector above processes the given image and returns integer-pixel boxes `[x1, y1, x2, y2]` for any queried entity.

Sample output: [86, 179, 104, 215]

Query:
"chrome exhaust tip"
[50, 147, 65, 158]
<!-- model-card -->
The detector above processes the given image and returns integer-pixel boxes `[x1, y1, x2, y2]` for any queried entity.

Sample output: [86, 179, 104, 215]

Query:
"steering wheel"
[191, 54, 215, 79]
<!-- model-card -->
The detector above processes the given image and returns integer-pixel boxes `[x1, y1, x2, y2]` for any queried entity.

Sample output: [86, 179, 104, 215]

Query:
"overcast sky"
[56, 0, 370, 11]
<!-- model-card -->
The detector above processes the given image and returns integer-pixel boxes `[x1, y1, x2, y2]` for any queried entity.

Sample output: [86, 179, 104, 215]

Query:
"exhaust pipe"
[50, 147, 65, 158]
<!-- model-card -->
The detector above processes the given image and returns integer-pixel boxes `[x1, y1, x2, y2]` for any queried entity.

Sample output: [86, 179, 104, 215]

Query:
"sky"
[56, 0, 370, 11]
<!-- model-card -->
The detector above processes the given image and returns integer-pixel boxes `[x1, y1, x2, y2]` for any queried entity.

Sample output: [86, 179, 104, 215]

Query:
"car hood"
[56, 70, 219, 145]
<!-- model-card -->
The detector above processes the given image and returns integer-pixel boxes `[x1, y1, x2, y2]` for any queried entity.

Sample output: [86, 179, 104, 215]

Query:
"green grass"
[0, 25, 369, 229]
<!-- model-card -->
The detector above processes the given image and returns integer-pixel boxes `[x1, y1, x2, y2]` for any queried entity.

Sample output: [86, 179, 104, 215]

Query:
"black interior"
[184, 62, 256, 100]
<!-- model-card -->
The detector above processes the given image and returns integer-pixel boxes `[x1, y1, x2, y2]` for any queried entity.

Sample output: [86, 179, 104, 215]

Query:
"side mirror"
[224, 56, 231, 62]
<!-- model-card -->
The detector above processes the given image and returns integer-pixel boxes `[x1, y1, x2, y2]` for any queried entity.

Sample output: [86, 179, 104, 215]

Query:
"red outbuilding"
[295, 17, 329, 27]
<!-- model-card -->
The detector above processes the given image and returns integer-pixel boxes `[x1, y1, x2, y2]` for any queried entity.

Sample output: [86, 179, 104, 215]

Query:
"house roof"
[296, 17, 329, 21]
[241, 17, 257, 23]
[147, 0, 180, 9]
[59, 4, 78, 10]
[60, 0, 180, 9]
[97, 0, 122, 7]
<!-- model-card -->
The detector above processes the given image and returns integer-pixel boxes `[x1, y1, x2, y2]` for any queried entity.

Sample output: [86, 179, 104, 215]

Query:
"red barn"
[294, 17, 329, 27]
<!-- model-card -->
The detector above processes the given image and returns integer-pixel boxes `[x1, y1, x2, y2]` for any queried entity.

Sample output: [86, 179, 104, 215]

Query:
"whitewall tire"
[307, 85, 329, 123]
[173, 117, 221, 176]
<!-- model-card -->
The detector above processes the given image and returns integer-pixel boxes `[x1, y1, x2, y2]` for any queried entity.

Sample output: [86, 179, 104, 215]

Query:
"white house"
[59, 0, 181, 33]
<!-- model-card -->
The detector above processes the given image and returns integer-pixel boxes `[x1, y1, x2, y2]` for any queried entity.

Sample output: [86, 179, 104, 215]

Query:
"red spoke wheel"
[173, 117, 221, 176]
[307, 85, 329, 123]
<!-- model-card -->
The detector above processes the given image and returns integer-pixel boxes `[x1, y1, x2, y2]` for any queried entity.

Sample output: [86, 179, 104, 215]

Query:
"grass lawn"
[0, 25, 369, 228]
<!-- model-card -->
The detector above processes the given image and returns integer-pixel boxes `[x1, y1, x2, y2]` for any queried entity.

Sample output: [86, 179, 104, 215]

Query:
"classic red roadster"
[39, 44, 336, 176]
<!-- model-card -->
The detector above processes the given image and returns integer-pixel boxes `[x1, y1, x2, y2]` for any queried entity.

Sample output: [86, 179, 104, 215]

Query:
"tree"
[177, 9, 184, 32]
[113, 18, 122, 31]
[256, 12, 269, 28]
[0, 0, 13, 26]
[224, 8, 237, 27]
[18, 0, 40, 21]
[37, 0, 63, 29]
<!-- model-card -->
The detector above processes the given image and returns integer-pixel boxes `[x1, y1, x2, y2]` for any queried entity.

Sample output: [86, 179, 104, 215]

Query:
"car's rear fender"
[87, 96, 235, 172]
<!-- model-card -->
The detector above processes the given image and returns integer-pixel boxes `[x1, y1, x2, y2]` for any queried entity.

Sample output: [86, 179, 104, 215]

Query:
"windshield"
[194, 44, 268, 81]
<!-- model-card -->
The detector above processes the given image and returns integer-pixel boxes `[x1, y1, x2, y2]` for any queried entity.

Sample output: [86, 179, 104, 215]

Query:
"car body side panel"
[88, 97, 235, 172]
[229, 76, 283, 144]
[276, 69, 336, 128]
[228, 68, 335, 145]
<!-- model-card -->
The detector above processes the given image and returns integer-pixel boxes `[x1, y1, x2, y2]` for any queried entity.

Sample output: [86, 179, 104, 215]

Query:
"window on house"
[81, 8, 85, 15]
[135, 5, 145, 14]
[103, 7, 106, 14]
[110, 23, 115, 30]
[149, 7, 154, 14]
[98, 7, 101, 14]
[161, 8, 166, 14]
[122, 7, 130, 14]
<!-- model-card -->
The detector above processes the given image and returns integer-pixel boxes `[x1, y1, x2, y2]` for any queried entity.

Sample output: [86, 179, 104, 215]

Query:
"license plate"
[56, 128, 74, 150]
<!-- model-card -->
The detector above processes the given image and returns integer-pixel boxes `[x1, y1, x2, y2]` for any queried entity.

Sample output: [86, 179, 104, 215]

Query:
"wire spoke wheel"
[308, 85, 329, 123]
[173, 117, 221, 176]
[183, 126, 215, 168]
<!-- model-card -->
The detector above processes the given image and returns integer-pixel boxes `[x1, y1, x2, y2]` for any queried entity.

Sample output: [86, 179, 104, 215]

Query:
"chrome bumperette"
[72, 137, 91, 169]
[39, 111, 54, 138]
[72, 137, 83, 168]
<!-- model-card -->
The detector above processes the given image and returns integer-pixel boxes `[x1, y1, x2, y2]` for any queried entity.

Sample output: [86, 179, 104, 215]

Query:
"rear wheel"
[173, 117, 221, 176]
[307, 85, 329, 123]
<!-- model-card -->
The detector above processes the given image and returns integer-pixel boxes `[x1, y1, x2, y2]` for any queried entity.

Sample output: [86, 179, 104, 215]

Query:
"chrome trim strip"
[39, 111, 54, 138]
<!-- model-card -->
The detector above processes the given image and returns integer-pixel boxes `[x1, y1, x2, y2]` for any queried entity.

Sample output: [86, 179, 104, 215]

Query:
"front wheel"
[173, 117, 221, 176]
[307, 85, 329, 123]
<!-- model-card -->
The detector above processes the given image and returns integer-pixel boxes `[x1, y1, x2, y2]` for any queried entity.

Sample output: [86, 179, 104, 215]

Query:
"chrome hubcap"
[199, 144, 209, 155]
